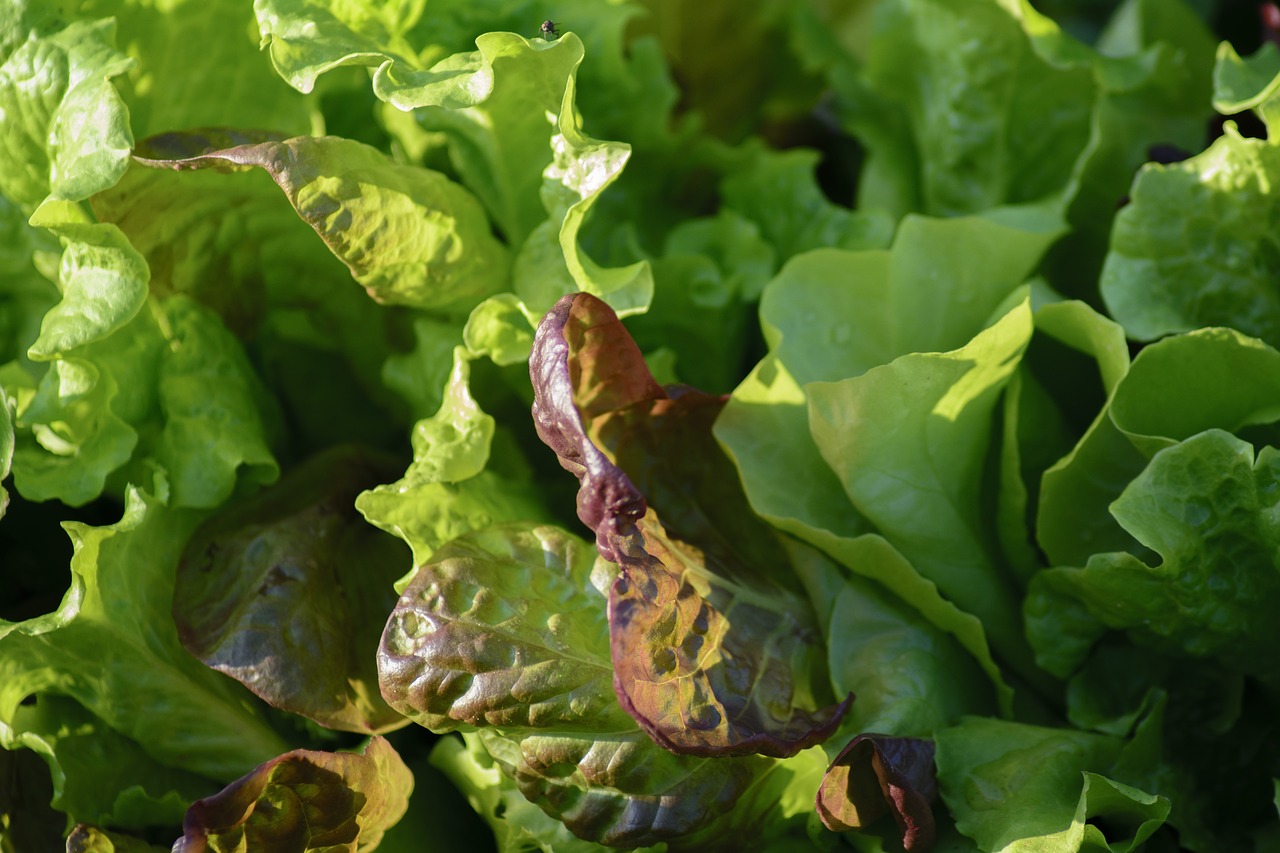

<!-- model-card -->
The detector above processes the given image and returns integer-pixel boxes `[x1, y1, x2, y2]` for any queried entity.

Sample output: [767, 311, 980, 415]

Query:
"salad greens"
[3, 0, 1280, 850]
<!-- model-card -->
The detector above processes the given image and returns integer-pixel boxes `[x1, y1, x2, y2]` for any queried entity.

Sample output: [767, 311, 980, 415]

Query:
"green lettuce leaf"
[172, 736, 411, 853]
[24, 209, 148, 362]
[1028, 429, 1280, 681]
[2, 694, 209, 831]
[0, 18, 133, 211]
[357, 346, 548, 570]
[174, 446, 411, 735]
[98, 0, 312, 139]
[511, 69, 653, 319]
[720, 146, 894, 264]
[997, 299, 1130, 587]
[0, 482, 291, 782]
[90, 142, 410, 454]
[134, 131, 508, 313]
[1213, 40, 1280, 128]
[808, 299, 1035, 678]
[935, 718, 1168, 852]
[1100, 124, 1280, 347]
[1037, 325, 1280, 573]
[11, 283, 279, 509]
[824, 569, 999, 740]
[836, 0, 1212, 302]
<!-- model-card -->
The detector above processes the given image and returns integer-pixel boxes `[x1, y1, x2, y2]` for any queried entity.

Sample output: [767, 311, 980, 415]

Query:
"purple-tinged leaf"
[530, 292, 850, 758]
[174, 445, 410, 734]
[378, 524, 633, 733]
[173, 736, 411, 853]
[816, 734, 938, 852]
[479, 728, 765, 849]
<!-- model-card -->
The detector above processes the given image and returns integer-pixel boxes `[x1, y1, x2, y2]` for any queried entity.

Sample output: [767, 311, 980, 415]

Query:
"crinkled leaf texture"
[1031, 326, 1280, 679]
[1100, 124, 1280, 349]
[378, 523, 631, 734]
[0, 18, 133, 210]
[1028, 429, 1280, 681]
[174, 445, 411, 734]
[529, 291, 849, 758]
[816, 733, 937, 851]
[134, 130, 508, 313]
[377, 520, 816, 848]
[173, 736, 412, 853]
[11, 290, 279, 510]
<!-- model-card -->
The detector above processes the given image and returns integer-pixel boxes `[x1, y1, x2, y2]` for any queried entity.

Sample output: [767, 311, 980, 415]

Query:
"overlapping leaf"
[134, 132, 508, 312]
[530, 291, 849, 758]
[0, 483, 291, 782]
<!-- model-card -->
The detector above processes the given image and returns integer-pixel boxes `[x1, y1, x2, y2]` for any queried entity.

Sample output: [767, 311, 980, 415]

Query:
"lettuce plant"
[3, 0, 1280, 851]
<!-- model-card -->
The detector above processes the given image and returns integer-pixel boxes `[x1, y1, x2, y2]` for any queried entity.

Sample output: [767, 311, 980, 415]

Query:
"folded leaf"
[530, 291, 848, 758]
[808, 299, 1035, 677]
[513, 71, 653, 319]
[173, 736, 412, 853]
[935, 717, 1168, 852]
[24, 214, 148, 362]
[134, 132, 508, 313]
[1213, 41, 1280, 128]
[816, 733, 937, 851]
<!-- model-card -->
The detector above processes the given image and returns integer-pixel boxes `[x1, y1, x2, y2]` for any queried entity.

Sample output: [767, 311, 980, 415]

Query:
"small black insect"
[539, 19, 560, 40]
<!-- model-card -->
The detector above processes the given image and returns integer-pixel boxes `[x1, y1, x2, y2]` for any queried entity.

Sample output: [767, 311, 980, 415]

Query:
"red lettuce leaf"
[173, 445, 410, 734]
[530, 292, 850, 758]
[816, 734, 938, 852]
[173, 737, 411, 853]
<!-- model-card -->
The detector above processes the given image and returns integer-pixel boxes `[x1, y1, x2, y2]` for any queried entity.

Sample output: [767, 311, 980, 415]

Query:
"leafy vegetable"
[172, 736, 412, 853]
[4, 0, 1280, 850]
[529, 292, 850, 758]
[174, 445, 411, 734]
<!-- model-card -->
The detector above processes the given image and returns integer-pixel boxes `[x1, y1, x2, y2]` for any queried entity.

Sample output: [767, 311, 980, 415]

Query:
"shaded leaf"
[816, 733, 937, 852]
[175, 445, 410, 734]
